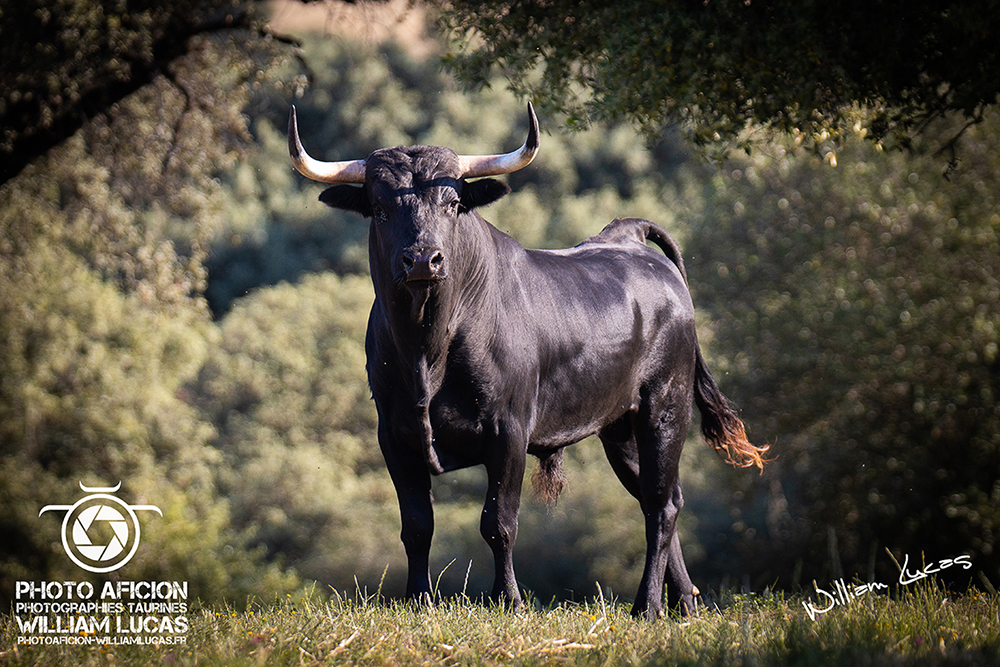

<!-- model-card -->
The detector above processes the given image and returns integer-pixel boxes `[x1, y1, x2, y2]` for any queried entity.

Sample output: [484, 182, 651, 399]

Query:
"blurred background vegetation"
[1, 0, 997, 609]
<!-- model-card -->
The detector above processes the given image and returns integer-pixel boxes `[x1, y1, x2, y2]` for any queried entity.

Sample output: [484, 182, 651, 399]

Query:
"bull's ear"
[460, 178, 510, 212]
[319, 185, 372, 217]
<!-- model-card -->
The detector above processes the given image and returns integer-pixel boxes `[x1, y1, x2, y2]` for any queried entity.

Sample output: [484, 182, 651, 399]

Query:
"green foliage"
[0, 21, 300, 606]
[192, 273, 404, 589]
[0, 146, 218, 556]
[0, 0, 276, 184]
[438, 0, 1000, 161]
[684, 112, 1000, 588]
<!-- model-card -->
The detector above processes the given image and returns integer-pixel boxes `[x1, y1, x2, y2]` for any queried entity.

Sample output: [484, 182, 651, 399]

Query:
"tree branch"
[1, 4, 261, 186]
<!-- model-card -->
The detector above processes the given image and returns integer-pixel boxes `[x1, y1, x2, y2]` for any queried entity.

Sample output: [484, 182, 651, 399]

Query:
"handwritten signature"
[802, 553, 972, 621]
[897, 553, 972, 585]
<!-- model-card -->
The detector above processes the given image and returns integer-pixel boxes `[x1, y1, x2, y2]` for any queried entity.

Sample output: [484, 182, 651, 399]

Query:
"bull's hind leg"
[601, 395, 696, 620]
[662, 485, 696, 614]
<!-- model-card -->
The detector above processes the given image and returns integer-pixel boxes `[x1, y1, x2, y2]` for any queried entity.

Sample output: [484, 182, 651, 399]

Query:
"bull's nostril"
[402, 248, 445, 282]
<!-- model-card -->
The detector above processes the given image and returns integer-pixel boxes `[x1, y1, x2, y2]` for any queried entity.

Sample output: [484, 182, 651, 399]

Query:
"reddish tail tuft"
[694, 349, 770, 471]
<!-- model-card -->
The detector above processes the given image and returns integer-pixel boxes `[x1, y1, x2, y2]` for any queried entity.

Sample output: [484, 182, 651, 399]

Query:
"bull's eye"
[446, 199, 461, 215]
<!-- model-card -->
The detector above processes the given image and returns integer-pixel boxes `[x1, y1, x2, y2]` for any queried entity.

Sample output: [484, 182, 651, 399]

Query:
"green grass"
[3, 584, 998, 666]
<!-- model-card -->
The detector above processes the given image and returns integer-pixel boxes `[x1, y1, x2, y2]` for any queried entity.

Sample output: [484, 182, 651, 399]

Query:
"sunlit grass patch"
[2, 584, 997, 666]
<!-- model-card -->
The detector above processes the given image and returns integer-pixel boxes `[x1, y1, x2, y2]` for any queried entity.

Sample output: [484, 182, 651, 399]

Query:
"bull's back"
[519, 233, 696, 446]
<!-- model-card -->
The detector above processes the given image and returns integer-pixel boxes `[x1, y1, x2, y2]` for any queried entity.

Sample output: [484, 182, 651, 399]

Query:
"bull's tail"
[694, 347, 769, 471]
[642, 221, 688, 283]
[531, 448, 567, 506]
[637, 218, 768, 470]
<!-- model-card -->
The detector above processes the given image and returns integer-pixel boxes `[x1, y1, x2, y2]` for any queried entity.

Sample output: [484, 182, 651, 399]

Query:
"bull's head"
[288, 103, 538, 294]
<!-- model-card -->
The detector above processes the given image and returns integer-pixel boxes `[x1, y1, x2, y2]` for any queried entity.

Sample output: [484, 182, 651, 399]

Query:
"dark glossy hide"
[318, 144, 763, 620]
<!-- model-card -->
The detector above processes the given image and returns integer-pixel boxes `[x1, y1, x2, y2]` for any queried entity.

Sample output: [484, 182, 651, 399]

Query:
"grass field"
[3, 582, 998, 666]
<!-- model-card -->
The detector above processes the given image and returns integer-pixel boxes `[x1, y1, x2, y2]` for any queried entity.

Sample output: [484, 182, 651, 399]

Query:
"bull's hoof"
[630, 603, 664, 621]
[492, 593, 523, 612]
[632, 591, 700, 620]
[487, 583, 524, 613]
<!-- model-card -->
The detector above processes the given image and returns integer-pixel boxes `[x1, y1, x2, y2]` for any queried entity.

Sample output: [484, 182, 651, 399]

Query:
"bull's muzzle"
[402, 248, 446, 283]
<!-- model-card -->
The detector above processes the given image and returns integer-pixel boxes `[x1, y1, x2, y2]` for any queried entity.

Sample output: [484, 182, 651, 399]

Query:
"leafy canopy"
[0, 0, 278, 185]
[683, 110, 1000, 587]
[438, 0, 1000, 160]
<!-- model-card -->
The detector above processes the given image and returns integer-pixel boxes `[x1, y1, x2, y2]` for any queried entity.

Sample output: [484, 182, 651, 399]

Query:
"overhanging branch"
[1, 5, 261, 186]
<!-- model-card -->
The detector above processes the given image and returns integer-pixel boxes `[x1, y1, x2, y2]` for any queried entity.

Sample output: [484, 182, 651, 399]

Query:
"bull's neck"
[369, 215, 519, 476]
[373, 214, 507, 365]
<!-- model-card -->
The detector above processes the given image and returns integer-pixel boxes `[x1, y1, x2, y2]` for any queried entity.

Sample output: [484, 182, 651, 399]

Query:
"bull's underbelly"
[424, 399, 626, 471]
[528, 365, 639, 449]
[423, 347, 643, 468]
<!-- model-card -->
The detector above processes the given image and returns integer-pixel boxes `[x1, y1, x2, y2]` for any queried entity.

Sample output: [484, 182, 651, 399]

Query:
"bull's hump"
[587, 217, 652, 245]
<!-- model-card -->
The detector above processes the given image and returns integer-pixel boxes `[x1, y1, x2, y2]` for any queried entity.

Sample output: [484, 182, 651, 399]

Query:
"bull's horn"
[288, 105, 366, 183]
[457, 101, 539, 178]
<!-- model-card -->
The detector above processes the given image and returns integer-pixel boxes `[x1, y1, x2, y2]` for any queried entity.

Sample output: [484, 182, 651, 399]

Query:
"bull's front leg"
[480, 425, 527, 609]
[379, 423, 434, 602]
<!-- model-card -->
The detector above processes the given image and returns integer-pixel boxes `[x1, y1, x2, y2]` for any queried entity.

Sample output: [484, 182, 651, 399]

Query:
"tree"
[0, 143, 300, 605]
[682, 110, 1000, 589]
[0, 0, 293, 185]
[0, 1, 299, 606]
[438, 0, 1000, 162]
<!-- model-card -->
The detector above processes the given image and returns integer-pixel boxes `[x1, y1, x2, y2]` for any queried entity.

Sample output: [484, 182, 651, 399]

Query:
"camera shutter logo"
[39, 482, 162, 573]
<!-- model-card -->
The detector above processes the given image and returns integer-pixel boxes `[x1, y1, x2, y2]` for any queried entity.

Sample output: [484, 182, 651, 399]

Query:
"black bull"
[288, 103, 767, 619]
